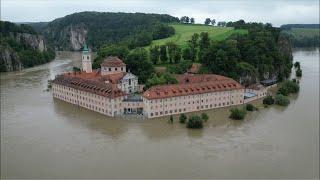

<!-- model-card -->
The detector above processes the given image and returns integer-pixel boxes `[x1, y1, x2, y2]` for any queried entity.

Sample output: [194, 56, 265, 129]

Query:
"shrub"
[296, 68, 302, 77]
[179, 113, 187, 124]
[283, 80, 300, 93]
[246, 104, 255, 111]
[274, 94, 290, 106]
[277, 80, 300, 96]
[277, 86, 289, 96]
[294, 61, 300, 69]
[263, 95, 274, 105]
[169, 115, 174, 124]
[229, 108, 246, 120]
[186, 115, 203, 129]
[201, 113, 209, 122]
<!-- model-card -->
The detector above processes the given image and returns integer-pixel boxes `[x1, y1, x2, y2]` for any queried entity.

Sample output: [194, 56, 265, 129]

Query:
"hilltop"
[42, 11, 179, 50]
[145, 24, 247, 48]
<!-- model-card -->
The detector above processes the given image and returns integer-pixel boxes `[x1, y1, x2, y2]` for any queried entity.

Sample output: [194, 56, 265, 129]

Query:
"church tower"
[82, 41, 92, 73]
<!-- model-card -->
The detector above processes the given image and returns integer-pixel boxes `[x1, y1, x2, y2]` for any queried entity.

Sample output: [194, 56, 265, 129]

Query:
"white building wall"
[52, 83, 124, 117]
[143, 89, 245, 118]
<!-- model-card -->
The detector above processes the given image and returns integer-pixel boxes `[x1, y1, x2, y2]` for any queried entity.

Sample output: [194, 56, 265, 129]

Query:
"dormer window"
[109, 68, 111, 71]
[115, 68, 118, 71]
[87, 56, 89, 59]
[121, 67, 123, 71]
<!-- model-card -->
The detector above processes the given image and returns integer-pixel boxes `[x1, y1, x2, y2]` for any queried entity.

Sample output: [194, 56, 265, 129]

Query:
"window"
[121, 67, 123, 71]
[115, 68, 118, 71]
[87, 56, 89, 59]
[108, 68, 111, 71]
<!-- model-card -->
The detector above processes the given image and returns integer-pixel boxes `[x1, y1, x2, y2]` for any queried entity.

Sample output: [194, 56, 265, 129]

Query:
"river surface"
[1, 49, 319, 179]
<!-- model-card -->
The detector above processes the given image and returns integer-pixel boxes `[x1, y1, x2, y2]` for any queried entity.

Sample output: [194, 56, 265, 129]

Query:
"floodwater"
[1, 49, 319, 179]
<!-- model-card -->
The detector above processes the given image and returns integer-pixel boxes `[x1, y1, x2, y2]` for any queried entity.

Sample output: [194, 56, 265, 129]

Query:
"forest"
[93, 20, 293, 87]
[44, 12, 178, 50]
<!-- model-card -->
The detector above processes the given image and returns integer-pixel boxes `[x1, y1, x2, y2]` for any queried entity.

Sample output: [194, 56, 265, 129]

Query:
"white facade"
[101, 65, 126, 75]
[118, 72, 139, 94]
[143, 89, 245, 118]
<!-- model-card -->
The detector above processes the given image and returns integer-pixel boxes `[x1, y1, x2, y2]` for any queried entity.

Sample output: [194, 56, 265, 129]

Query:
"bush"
[246, 104, 255, 111]
[229, 108, 246, 120]
[296, 68, 302, 77]
[201, 113, 209, 122]
[186, 115, 203, 129]
[277, 86, 289, 96]
[274, 94, 290, 106]
[169, 115, 174, 124]
[179, 114, 187, 124]
[263, 95, 274, 105]
[294, 61, 300, 69]
[283, 80, 300, 93]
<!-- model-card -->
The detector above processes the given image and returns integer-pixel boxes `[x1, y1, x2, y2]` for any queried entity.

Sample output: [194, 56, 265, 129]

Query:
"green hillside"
[145, 24, 248, 48]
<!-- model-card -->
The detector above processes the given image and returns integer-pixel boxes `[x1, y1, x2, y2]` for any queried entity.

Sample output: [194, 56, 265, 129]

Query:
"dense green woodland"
[0, 21, 55, 72]
[280, 24, 319, 47]
[93, 20, 293, 86]
[44, 12, 178, 50]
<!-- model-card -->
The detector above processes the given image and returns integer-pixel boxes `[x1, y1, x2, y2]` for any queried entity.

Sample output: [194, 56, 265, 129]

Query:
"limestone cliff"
[0, 21, 55, 72]
[45, 23, 88, 51]
[0, 45, 23, 71]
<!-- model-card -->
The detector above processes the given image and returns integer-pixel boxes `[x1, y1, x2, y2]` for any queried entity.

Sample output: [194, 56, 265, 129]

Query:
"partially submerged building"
[52, 44, 273, 118]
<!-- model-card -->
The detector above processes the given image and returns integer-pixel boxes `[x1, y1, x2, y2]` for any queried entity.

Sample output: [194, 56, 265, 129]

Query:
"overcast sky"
[1, 0, 319, 27]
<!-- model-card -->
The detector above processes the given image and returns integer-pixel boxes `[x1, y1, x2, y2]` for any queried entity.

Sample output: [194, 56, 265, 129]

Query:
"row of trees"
[204, 18, 227, 27]
[180, 16, 195, 24]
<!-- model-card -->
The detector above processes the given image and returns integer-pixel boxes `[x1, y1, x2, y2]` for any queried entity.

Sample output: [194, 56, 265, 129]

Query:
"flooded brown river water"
[1, 49, 319, 179]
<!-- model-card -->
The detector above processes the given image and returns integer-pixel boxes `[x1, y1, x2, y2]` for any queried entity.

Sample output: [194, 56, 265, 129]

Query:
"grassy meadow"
[145, 24, 248, 49]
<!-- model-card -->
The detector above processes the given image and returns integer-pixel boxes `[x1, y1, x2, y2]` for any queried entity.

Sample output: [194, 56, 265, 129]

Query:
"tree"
[294, 61, 300, 68]
[173, 46, 182, 63]
[149, 45, 160, 65]
[179, 114, 187, 124]
[274, 94, 290, 106]
[169, 115, 174, 124]
[246, 104, 255, 111]
[145, 72, 178, 88]
[94, 44, 129, 68]
[211, 19, 216, 26]
[126, 48, 155, 83]
[190, 18, 195, 24]
[199, 32, 210, 62]
[188, 33, 199, 61]
[166, 42, 180, 63]
[182, 47, 192, 60]
[263, 95, 274, 105]
[204, 18, 211, 25]
[186, 115, 203, 129]
[296, 68, 302, 77]
[160, 45, 168, 63]
[201, 113, 209, 122]
[229, 108, 246, 120]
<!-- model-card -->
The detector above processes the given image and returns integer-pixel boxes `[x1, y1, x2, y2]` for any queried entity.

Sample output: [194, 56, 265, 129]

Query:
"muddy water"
[1, 49, 319, 179]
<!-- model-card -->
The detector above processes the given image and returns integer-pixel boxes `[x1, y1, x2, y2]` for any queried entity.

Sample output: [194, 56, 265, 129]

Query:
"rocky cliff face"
[10, 32, 46, 52]
[0, 45, 23, 71]
[45, 24, 88, 51]
[0, 33, 50, 72]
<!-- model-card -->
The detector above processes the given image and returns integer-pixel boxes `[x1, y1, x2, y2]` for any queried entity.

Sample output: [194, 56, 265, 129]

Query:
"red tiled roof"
[101, 56, 126, 67]
[99, 72, 126, 84]
[143, 74, 243, 100]
[53, 75, 125, 98]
